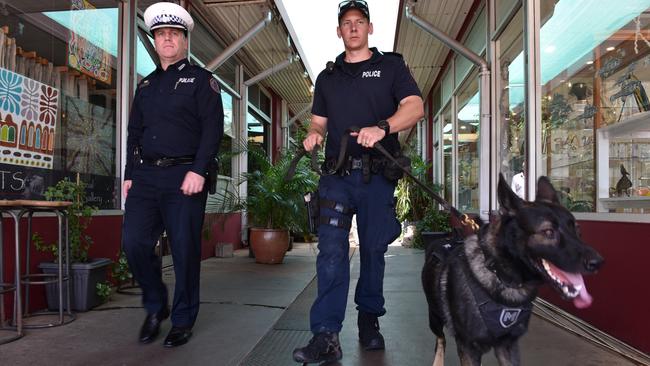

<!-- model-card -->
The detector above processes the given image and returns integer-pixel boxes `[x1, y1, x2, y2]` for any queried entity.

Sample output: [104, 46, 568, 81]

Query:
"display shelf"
[599, 111, 650, 139]
[597, 111, 650, 212]
[599, 197, 650, 210]
[549, 159, 593, 169]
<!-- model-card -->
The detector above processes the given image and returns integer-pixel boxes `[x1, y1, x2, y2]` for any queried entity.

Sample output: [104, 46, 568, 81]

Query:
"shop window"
[0, 1, 119, 208]
[457, 81, 480, 212]
[539, 0, 650, 213]
[496, 0, 520, 29]
[259, 91, 271, 117]
[249, 83, 261, 110]
[136, 31, 156, 81]
[247, 109, 270, 173]
[442, 105, 453, 203]
[222, 91, 234, 139]
[188, 15, 236, 90]
[441, 69, 454, 107]
[456, 6, 487, 87]
[432, 114, 442, 185]
[497, 8, 526, 198]
[219, 92, 234, 178]
[432, 86, 441, 116]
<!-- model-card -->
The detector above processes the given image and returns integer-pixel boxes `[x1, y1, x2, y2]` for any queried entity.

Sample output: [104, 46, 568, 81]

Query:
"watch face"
[378, 120, 389, 134]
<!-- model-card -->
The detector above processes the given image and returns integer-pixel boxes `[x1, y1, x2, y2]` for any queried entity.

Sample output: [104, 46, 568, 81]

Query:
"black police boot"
[292, 332, 342, 364]
[358, 311, 385, 350]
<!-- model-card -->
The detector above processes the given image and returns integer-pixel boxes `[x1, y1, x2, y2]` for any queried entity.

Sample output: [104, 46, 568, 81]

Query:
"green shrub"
[33, 178, 97, 263]
[413, 208, 451, 249]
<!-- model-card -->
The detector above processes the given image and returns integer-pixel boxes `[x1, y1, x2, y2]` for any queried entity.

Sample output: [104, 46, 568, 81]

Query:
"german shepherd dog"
[422, 174, 603, 366]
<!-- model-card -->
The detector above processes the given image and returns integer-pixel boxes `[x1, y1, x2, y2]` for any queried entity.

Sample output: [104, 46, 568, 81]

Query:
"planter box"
[215, 242, 234, 258]
[38, 258, 112, 312]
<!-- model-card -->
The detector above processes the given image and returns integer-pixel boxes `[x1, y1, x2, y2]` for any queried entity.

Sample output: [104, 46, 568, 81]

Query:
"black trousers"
[122, 164, 207, 327]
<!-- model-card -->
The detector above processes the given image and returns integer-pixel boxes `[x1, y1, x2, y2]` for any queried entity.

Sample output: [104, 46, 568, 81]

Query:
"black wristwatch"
[377, 120, 390, 137]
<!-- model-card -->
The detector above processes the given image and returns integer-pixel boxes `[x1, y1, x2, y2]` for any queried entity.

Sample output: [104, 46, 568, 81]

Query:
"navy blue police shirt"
[124, 58, 224, 180]
[311, 48, 421, 159]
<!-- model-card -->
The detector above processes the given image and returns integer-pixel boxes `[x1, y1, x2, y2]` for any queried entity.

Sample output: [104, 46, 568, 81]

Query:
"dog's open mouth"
[541, 259, 593, 309]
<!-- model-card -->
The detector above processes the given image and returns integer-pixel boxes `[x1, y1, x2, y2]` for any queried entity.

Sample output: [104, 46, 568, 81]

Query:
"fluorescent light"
[606, 46, 615, 51]
[586, 60, 594, 65]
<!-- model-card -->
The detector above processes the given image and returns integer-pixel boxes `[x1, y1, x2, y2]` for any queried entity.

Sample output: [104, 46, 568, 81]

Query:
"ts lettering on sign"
[362, 70, 381, 78]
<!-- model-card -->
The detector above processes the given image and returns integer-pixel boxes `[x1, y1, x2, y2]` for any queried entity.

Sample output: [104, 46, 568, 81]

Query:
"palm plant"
[243, 144, 319, 231]
[395, 150, 439, 223]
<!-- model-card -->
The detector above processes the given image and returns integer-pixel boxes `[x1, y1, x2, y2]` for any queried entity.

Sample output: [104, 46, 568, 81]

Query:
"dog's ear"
[498, 173, 523, 215]
[536, 176, 560, 204]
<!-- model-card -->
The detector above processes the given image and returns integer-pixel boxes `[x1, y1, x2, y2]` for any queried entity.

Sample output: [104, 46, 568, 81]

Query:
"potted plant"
[34, 177, 112, 311]
[414, 207, 452, 250]
[241, 145, 318, 264]
[395, 153, 433, 224]
[394, 148, 443, 247]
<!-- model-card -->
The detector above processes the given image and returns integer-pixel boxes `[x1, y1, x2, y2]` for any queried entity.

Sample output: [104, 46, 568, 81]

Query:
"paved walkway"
[243, 245, 639, 366]
[0, 243, 642, 365]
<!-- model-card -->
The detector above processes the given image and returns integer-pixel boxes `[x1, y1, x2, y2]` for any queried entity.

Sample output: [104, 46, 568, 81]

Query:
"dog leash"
[335, 126, 480, 236]
[370, 137, 480, 236]
[285, 126, 480, 236]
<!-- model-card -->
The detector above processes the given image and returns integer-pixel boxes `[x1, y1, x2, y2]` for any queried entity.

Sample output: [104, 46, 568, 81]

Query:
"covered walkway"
[0, 244, 640, 366]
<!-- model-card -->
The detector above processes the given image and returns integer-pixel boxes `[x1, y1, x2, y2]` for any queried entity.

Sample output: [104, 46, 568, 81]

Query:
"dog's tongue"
[547, 262, 593, 308]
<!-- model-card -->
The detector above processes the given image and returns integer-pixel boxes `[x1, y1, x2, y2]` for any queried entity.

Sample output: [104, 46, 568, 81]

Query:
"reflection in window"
[219, 92, 234, 178]
[136, 32, 157, 80]
[540, 0, 650, 213]
[457, 90, 480, 211]
[498, 9, 526, 197]
[0, 1, 119, 208]
[247, 109, 270, 174]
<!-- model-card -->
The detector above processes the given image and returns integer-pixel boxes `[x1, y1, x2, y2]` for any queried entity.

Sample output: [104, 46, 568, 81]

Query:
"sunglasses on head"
[338, 0, 369, 16]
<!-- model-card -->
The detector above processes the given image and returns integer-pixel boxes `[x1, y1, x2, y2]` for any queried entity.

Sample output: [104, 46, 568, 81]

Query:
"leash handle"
[310, 145, 322, 175]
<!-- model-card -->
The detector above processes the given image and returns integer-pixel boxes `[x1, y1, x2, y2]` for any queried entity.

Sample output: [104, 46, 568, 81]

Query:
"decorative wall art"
[0, 67, 59, 169]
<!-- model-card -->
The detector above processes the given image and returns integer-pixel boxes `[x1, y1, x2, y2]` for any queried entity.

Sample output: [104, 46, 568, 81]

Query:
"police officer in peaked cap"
[292, 0, 424, 363]
[122, 1, 224, 348]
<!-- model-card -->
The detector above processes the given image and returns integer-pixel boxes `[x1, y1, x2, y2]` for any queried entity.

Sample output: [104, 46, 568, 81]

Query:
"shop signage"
[0, 164, 118, 209]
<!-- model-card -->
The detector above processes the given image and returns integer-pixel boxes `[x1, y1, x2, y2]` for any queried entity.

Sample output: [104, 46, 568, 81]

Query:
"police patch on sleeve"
[209, 78, 221, 93]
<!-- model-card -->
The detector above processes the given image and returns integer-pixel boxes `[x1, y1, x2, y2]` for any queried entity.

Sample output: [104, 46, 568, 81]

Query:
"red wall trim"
[540, 220, 650, 354]
[2, 212, 243, 320]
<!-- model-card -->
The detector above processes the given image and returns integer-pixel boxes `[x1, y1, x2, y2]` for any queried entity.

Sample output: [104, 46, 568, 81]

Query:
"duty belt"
[142, 156, 194, 168]
[350, 157, 363, 170]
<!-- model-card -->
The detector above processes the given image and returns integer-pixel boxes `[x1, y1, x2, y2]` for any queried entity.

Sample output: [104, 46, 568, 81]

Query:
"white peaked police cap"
[144, 2, 194, 33]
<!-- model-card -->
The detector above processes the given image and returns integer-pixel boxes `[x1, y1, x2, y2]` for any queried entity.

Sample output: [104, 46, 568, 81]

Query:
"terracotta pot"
[249, 228, 289, 264]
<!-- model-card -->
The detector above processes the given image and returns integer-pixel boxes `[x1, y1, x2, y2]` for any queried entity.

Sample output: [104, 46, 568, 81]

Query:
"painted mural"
[68, 0, 112, 84]
[0, 67, 59, 169]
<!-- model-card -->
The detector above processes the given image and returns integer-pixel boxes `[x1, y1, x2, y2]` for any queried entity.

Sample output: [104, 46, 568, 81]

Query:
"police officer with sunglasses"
[293, 1, 424, 363]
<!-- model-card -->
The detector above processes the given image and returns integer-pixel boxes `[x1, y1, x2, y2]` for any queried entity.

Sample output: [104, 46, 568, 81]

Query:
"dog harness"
[467, 278, 532, 339]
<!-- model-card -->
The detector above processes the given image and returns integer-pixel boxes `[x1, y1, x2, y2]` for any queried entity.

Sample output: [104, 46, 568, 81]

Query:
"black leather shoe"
[163, 326, 192, 348]
[292, 332, 342, 363]
[358, 311, 385, 350]
[139, 307, 170, 344]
